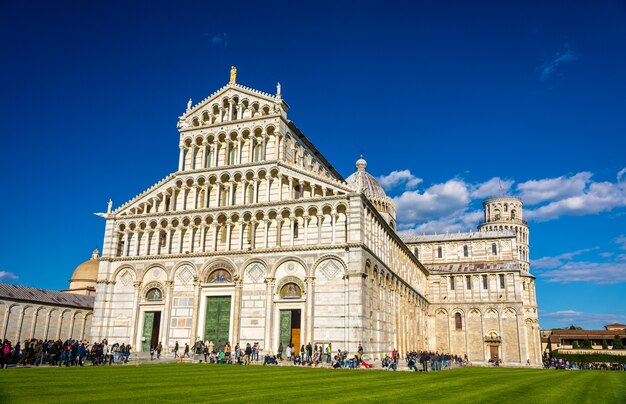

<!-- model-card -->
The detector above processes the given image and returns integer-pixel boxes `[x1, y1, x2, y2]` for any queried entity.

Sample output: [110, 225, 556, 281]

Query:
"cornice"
[101, 243, 358, 262]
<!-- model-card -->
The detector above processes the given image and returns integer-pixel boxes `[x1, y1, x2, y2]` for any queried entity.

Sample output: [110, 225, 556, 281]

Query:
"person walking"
[184, 343, 190, 358]
[156, 342, 162, 360]
[174, 341, 179, 358]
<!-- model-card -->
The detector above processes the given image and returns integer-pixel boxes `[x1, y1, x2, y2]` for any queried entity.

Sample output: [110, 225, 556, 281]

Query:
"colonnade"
[0, 303, 92, 342]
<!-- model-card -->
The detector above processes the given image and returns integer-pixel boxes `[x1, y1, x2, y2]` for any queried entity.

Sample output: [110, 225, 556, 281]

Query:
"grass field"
[0, 364, 625, 404]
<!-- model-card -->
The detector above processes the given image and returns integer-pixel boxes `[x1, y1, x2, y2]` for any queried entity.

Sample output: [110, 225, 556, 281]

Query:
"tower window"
[437, 246, 443, 258]
[492, 243, 497, 255]
[455, 313, 462, 330]
[413, 248, 419, 259]
[293, 221, 298, 238]
[463, 245, 468, 257]
[482, 275, 488, 290]
[499, 274, 505, 289]
[450, 276, 455, 290]
[466, 276, 472, 290]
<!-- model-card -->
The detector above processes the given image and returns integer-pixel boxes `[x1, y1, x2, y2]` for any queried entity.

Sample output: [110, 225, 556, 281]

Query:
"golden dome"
[68, 249, 99, 294]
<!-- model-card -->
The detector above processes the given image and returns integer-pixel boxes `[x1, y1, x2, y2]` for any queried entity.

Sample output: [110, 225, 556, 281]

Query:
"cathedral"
[81, 68, 540, 365]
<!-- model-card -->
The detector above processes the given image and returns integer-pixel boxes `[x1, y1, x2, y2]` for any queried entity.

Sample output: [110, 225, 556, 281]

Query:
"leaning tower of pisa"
[477, 196, 530, 270]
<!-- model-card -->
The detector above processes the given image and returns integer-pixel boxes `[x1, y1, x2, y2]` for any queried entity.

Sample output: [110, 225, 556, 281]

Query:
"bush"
[572, 340, 579, 349]
[614, 335, 624, 350]
[581, 339, 593, 349]
[552, 351, 626, 364]
[602, 340, 609, 350]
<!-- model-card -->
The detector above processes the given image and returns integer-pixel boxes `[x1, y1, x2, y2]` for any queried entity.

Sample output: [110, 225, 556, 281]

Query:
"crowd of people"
[544, 357, 626, 371]
[5, 336, 562, 373]
[0, 338, 133, 368]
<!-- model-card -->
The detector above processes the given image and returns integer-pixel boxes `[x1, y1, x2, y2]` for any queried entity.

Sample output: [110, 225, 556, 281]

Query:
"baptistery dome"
[346, 156, 397, 229]
[65, 249, 99, 296]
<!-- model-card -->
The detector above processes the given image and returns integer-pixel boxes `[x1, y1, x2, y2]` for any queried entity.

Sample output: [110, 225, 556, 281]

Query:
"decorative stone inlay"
[246, 263, 264, 282]
[151, 268, 161, 279]
[177, 266, 193, 284]
[286, 263, 296, 274]
[319, 259, 341, 280]
[120, 272, 133, 286]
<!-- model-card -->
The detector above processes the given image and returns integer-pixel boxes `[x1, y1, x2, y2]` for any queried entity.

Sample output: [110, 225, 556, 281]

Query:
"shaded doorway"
[204, 296, 231, 352]
[490, 345, 499, 361]
[279, 309, 301, 351]
[142, 311, 161, 352]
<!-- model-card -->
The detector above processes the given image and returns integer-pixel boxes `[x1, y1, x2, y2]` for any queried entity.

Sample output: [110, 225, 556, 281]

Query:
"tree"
[581, 339, 592, 349]
[614, 335, 624, 350]
[602, 340, 609, 350]
[572, 340, 579, 349]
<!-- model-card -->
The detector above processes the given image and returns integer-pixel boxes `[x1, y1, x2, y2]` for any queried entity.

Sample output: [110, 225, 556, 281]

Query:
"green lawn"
[0, 364, 625, 404]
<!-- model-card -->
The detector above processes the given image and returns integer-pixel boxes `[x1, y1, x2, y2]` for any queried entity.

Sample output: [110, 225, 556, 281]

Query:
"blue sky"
[1, 1, 625, 329]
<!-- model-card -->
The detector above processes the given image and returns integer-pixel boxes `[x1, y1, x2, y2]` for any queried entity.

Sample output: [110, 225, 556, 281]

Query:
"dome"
[346, 155, 397, 228]
[67, 249, 99, 296]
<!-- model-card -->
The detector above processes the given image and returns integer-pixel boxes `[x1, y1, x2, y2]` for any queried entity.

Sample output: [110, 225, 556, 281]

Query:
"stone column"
[203, 141, 209, 168]
[190, 277, 202, 343]
[227, 221, 234, 250]
[130, 281, 142, 349]
[218, 107, 224, 123]
[305, 276, 315, 344]
[289, 215, 296, 246]
[253, 178, 259, 204]
[250, 220, 257, 249]
[178, 146, 184, 171]
[266, 177, 271, 202]
[43, 311, 51, 341]
[276, 218, 282, 247]
[232, 279, 243, 344]
[190, 145, 196, 170]
[303, 215, 309, 245]
[331, 213, 337, 244]
[162, 281, 174, 350]
[264, 278, 275, 353]
[237, 135, 243, 164]
[213, 142, 220, 167]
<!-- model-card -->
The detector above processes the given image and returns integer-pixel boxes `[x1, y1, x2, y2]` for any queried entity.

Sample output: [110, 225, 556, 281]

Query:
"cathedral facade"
[89, 70, 540, 365]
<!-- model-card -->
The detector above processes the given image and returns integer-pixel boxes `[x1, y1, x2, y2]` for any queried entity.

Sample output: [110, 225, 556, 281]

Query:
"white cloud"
[0, 271, 18, 282]
[532, 248, 598, 269]
[393, 179, 469, 225]
[470, 177, 514, 199]
[616, 235, 626, 251]
[539, 261, 626, 284]
[522, 170, 626, 221]
[541, 310, 626, 329]
[538, 45, 580, 82]
[377, 170, 422, 191]
[516, 172, 592, 205]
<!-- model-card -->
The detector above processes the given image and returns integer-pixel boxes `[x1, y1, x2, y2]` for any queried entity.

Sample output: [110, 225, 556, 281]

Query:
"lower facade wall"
[0, 299, 92, 343]
[430, 303, 541, 366]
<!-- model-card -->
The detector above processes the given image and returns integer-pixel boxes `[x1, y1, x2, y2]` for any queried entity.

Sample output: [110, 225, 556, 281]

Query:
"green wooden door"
[279, 310, 292, 350]
[142, 312, 154, 352]
[204, 296, 231, 352]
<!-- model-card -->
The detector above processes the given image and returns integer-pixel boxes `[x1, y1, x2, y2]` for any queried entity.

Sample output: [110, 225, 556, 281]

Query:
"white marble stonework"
[89, 71, 540, 365]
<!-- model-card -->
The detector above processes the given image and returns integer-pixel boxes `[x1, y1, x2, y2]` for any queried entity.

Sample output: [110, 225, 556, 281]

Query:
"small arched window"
[455, 313, 462, 330]
[492, 243, 498, 255]
[413, 248, 419, 259]
[463, 245, 469, 257]
[437, 246, 443, 258]
[146, 288, 162, 301]
[504, 203, 508, 212]
[511, 210, 516, 220]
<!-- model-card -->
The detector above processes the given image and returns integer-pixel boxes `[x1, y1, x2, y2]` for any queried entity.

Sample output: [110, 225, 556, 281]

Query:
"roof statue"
[229, 66, 237, 84]
[276, 82, 281, 96]
[186, 98, 192, 112]
[107, 198, 112, 214]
